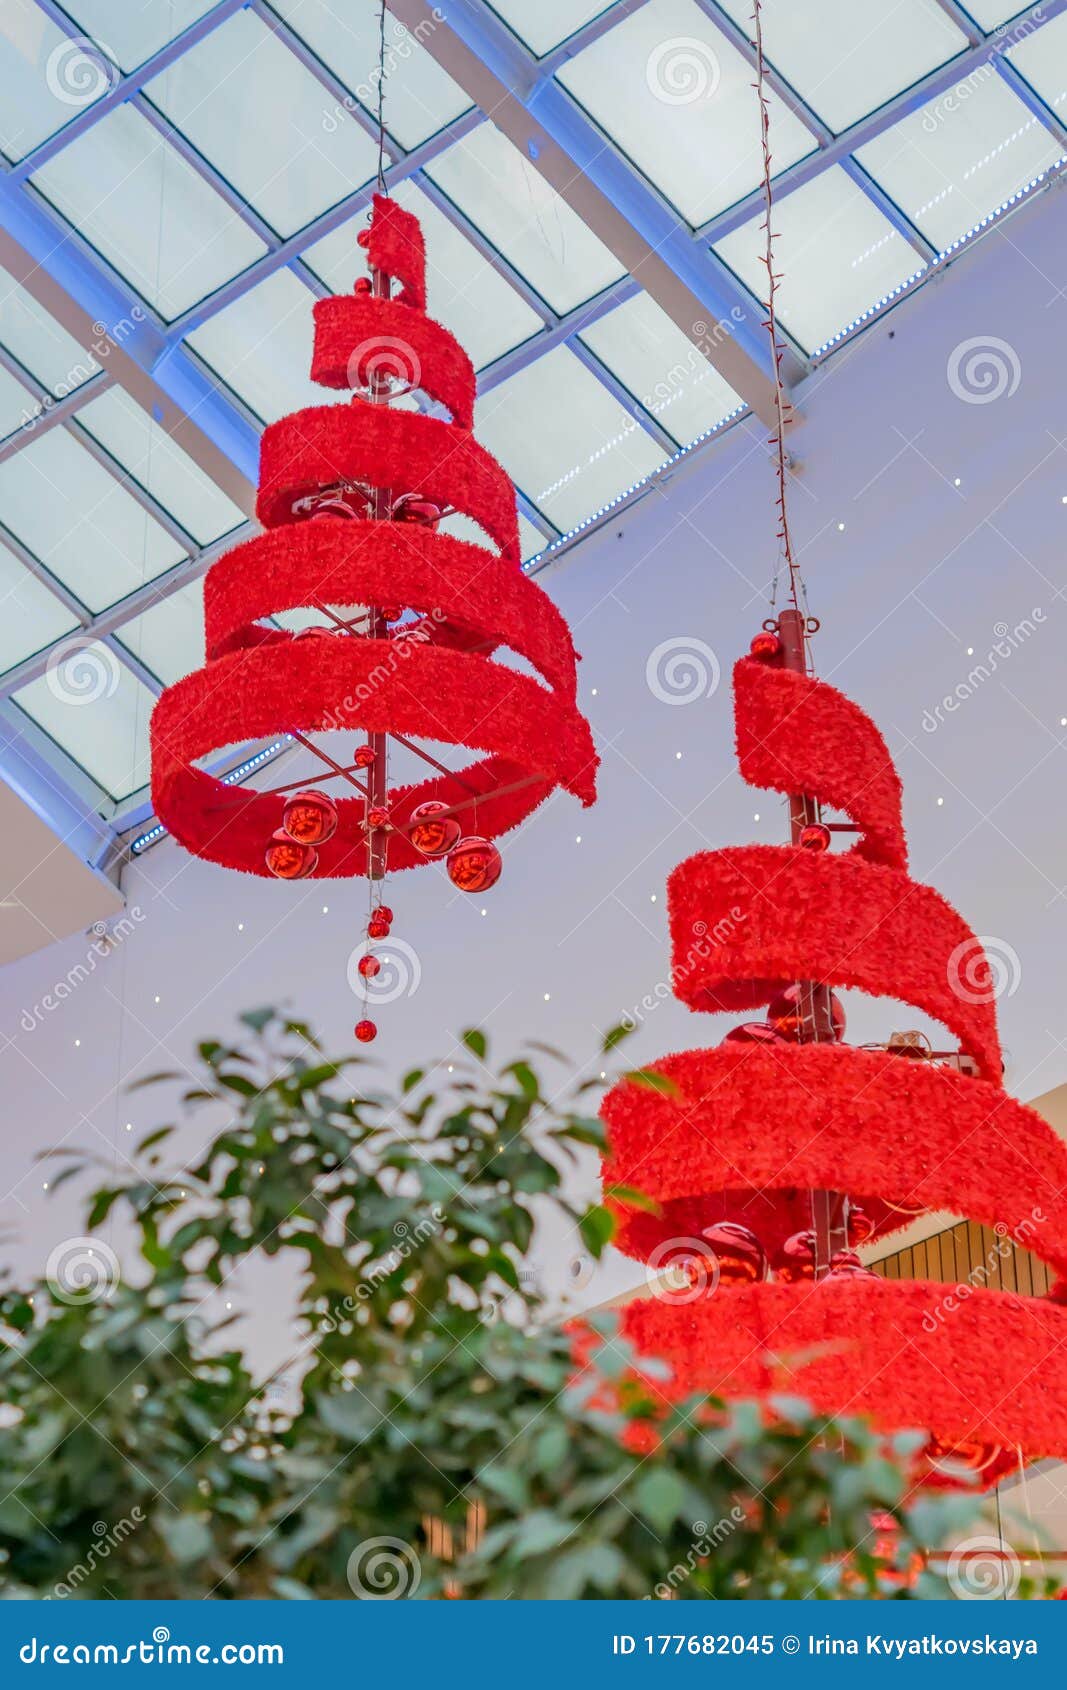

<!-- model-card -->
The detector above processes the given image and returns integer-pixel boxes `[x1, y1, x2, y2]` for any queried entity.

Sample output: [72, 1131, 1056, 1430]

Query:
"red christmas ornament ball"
[381, 605, 402, 623]
[772, 1230, 817, 1284]
[408, 800, 461, 857]
[722, 1021, 785, 1047]
[354, 743, 376, 769]
[354, 276, 372, 295]
[358, 954, 381, 979]
[355, 1019, 377, 1043]
[282, 788, 337, 845]
[799, 822, 832, 853]
[376, 906, 393, 924]
[366, 807, 390, 830]
[265, 829, 318, 881]
[700, 1220, 768, 1286]
[846, 1203, 874, 1245]
[392, 494, 442, 528]
[767, 983, 846, 1043]
[447, 836, 502, 894]
[750, 631, 781, 661]
[368, 919, 390, 940]
[356, 228, 370, 249]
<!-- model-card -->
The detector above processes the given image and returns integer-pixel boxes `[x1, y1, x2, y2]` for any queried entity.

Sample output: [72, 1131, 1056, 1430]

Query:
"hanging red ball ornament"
[767, 983, 846, 1043]
[282, 788, 338, 845]
[356, 228, 370, 249]
[447, 836, 502, 893]
[700, 1221, 768, 1286]
[722, 1021, 785, 1047]
[355, 1019, 377, 1043]
[799, 822, 832, 852]
[381, 605, 402, 623]
[366, 807, 390, 830]
[265, 829, 319, 880]
[750, 631, 781, 661]
[367, 918, 390, 939]
[354, 743, 376, 769]
[408, 800, 461, 857]
[376, 905, 394, 924]
[846, 1203, 874, 1245]
[392, 493, 443, 528]
[353, 276, 372, 294]
[772, 1230, 817, 1283]
[358, 954, 381, 979]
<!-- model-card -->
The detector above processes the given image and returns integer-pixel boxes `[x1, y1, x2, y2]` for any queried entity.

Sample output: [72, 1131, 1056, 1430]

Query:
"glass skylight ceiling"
[0, 0, 1063, 831]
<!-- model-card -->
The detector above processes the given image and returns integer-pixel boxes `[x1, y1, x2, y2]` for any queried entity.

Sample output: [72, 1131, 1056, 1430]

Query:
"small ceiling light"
[544, 992, 551, 1001]
[954, 477, 961, 487]
[837, 521, 845, 531]
[966, 647, 974, 656]
[936, 796, 944, 806]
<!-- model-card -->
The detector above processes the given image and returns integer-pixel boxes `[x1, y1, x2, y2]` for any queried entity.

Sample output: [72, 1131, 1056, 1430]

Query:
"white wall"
[4, 180, 1067, 1333]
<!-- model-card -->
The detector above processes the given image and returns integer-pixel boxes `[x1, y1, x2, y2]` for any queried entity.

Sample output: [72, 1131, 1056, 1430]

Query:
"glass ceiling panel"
[579, 293, 744, 446]
[0, 361, 40, 439]
[115, 579, 205, 687]
[713, 0, 968, 134]
[15, 654, 154, 800]
[0, 0, 111, 163]
[0, 262, 99, 398]
[0, 536, 78, 672]
[145, 9, 378, 239]
[30, 104, 268, 320]
[425, 125, 626, 315]
[557, 0, 816, 228]
[475, 345, 666, 532]
[714, 165, 923, 355]
[77, 386, 245, 546]
[265, 0, 472, 150]
[1009, 14, 1067, 123]
[964, 2, 1030, 27]
[187, 268, 323, 425]
[0, 429, 186, 611]
[486, 0, 617, 57]
[855, 74, 1063, 254]
[57, 0, 219, 70]
[305, 178, 543, 371]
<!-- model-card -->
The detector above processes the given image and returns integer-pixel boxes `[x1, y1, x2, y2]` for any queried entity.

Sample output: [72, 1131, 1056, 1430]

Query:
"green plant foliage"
[0, 1011, 1032, 1599]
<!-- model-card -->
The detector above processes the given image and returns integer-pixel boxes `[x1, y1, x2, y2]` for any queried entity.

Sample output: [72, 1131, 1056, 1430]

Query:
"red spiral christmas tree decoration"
[602, 616, 1067, 1486]
[149, 195, 596, 1022]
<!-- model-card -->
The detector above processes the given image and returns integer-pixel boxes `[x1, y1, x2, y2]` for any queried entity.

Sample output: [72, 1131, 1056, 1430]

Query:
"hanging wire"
[751, 0, 805, 619]
[376, 0, 388, 194]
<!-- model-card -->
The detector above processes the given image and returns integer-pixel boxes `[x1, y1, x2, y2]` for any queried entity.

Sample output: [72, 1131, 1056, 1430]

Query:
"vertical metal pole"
[776, 607, 848, 1273]
[365, 259, 391, 883]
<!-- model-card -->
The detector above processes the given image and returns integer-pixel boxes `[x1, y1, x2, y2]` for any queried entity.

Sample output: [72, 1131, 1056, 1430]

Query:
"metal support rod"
[776, 606, 849, 1275]
[366, 254, 391, 884]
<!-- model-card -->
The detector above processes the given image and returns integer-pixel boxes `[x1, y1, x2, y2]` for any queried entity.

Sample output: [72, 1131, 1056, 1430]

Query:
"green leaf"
[510, 1510, 573, 1559]
[601, 1022, 634, 1053]
[624, 1068, 679, 1096]
[633, 1469, 685, 1535]
[603, 1183, 661, 1214]
[136, 1126, 175, 1154]
[157, 1512, 214, 1565]
[578, 1204, 615, 1256]
[461, 1028, 487, 1060]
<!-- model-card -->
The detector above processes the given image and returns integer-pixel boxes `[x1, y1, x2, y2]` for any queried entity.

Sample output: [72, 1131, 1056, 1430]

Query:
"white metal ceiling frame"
[0, 0, 1064, 841]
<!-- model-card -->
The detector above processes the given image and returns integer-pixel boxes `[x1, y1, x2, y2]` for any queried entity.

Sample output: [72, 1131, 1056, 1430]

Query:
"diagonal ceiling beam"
[386, 0, 792, 427]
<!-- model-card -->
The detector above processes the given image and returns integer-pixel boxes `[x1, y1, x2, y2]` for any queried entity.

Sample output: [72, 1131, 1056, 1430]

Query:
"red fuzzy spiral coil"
[150, 194, 597, 876]
[601, 654, 1067, 1474]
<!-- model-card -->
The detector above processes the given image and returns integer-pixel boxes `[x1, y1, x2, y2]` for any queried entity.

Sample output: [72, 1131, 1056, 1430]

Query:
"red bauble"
[368, 918, 390, 939]
[700, 1221, 768, 1286]
[750, 631, 781, 661]
[358, 954, 381, 979]
[355, 1019, 377, 1043]
[772, 1230, 817, 1283]
[366, 807, 390, 829]
[376, 905, 393, 923]
[799, 822, 831, 852]
[768, 983, 846, 1043]
[356, 228, 370, 249]
[354, 276, 372, 294]
[265, 829, 319, 880]
[282, 788, 338, 845]
[722, 1021, 785, 1047]
[392, 494, 442, 528]
[846, 1203, 874, 1245]
[381, 605, 402, 622]
[408, 800, 461, 857]
[354, 743, 376, 769]
[447, 836, 502, 893]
